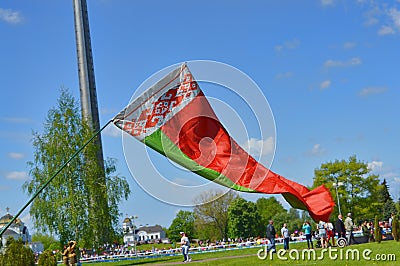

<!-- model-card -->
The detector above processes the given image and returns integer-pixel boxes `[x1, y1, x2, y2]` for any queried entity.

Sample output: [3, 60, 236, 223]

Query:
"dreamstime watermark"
[257, 246, 397, 262]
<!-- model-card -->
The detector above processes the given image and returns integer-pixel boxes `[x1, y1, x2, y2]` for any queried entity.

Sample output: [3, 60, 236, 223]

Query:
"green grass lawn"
[81, 240, 400, 266]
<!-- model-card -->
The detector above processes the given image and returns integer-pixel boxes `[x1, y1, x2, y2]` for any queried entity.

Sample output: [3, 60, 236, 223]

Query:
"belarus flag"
[113, 63, 334, 222]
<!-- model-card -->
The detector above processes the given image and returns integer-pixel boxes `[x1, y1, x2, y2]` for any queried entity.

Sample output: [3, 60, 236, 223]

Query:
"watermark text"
[257, 245, 396, 262]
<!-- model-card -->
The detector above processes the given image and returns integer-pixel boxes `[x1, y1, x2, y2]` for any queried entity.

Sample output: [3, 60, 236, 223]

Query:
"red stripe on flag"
[160, 92, 334, 222]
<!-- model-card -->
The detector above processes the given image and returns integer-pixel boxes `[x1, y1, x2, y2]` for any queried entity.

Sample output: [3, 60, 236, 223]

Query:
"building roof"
[0, 213, 14, 226]
[123, 217, 132, 223]
[137, 225, 163, 234]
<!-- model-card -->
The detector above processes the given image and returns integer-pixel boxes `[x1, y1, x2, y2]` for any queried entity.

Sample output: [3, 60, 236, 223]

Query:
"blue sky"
[1, 0, 399, 232]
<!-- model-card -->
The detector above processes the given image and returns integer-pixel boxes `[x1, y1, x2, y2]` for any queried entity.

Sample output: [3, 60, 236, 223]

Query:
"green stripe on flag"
[143, 129, 256, 193]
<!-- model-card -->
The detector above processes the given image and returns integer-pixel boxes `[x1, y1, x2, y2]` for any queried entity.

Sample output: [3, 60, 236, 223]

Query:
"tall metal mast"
[73, 0, 104, 164]
[73, 0, 110, 244]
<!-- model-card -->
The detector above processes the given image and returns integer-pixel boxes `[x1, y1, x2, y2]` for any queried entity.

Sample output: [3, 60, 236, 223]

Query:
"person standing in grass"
[179, 232, 192, 262]
[362, 220, 371, 242]
[281, 223, 290, 250]
[335, 214, 346, 239]
[326, 221, 335, 246]
[302, 221, 313, 249]
[266, 220, 276, 253]
[345, 213, 356, 245]
[318, 221, 328, 249]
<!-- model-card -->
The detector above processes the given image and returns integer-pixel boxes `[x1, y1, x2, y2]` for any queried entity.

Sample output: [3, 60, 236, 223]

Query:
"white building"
[0, 208, 31, 247]
[136, 225, 166, 243]
[122, 216, 136, 245]
[122, 216, 166, 245]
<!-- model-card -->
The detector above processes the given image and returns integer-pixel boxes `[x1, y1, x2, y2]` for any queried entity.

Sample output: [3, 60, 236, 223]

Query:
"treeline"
[166, 155, 400, 243]
[166, 190, 310, 243]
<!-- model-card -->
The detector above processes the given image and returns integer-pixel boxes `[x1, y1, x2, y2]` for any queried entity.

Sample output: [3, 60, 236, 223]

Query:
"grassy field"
[82, 240, 400, 266]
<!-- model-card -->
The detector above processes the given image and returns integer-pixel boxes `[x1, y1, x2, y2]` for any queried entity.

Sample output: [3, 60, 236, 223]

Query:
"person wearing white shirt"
[281, 223, 290, 250]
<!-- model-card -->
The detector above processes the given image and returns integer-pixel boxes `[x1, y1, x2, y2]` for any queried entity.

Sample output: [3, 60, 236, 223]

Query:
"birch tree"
[23, 89, 130, 248]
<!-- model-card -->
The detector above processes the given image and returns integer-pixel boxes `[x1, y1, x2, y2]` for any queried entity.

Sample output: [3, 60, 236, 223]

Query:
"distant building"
[0, 208, 31, 247]
[122, 216, 166, 245]
[29, 241, 44, 254]
[122, 216, 136, 245]
[136, 225, 166, 243]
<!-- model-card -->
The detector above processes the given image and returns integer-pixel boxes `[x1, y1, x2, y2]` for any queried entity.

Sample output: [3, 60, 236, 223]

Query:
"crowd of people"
[265, 212, 397, 251]
[48, 212, 396, 263]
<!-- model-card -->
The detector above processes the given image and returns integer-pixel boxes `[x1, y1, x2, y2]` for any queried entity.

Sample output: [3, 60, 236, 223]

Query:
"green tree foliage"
[397, 197, 400, 214]
[37, 250, 57, 266]
[23, 89, 130, 248]
[379, 179, 397, 220]
[300, 210, 312, 222]
[227, 198, 260, 239]
[255, 197, 286, 228]
[255, 197, 306, 235]
[31, 233, 58, 251]
[313, 155, 382, 221]
[193, 189, 238, 241]
[288, 208, 303, 233]
[271, 208, 304, 235]
[167, 211, 195, 243]
[0, 237, 35, 266]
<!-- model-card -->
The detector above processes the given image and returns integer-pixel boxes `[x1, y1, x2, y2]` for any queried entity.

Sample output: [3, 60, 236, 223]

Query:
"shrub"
[374, 216, 382, 243]
[392, 215, 399, 241]
[1, 237, 35, 266]
[37, 250, 57, 266]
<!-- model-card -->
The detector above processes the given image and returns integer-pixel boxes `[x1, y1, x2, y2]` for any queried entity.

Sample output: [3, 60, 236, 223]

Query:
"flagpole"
[0, 120, 113, 238]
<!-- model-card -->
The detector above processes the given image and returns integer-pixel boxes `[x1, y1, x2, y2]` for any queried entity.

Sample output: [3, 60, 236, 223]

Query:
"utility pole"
[72, 0, 110, 245]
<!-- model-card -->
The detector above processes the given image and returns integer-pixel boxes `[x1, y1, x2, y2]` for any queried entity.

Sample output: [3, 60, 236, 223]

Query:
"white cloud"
[366, 162, 399, 197]
[321, 0, 335, 7]
[284, 39, 300, 49]
[306, 144, 327, 157]
[276, 72, 293, 79]
[274, 39, 300, 52]
[358, 86, 387, 97]
[0, 8, 23, 24]
[363, 6, 381, 26]
[242, 137, 275, 157]
[324, 57, 362, 67]
[388, 8, 400, 31]
[367, 161, 383, 171]
[378, 25, 395, 35]
[320, 80, 331, 90]
[8, 152, 24, 159]
[343, 42, 357, 49]
[379, 170, 399, 197]
[367, 17, 379, 26]
[5, 171, 29, 180]
[274, 45, 283, 52]
[382, 172, 398, 180]
[362, 4, 400, 35]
